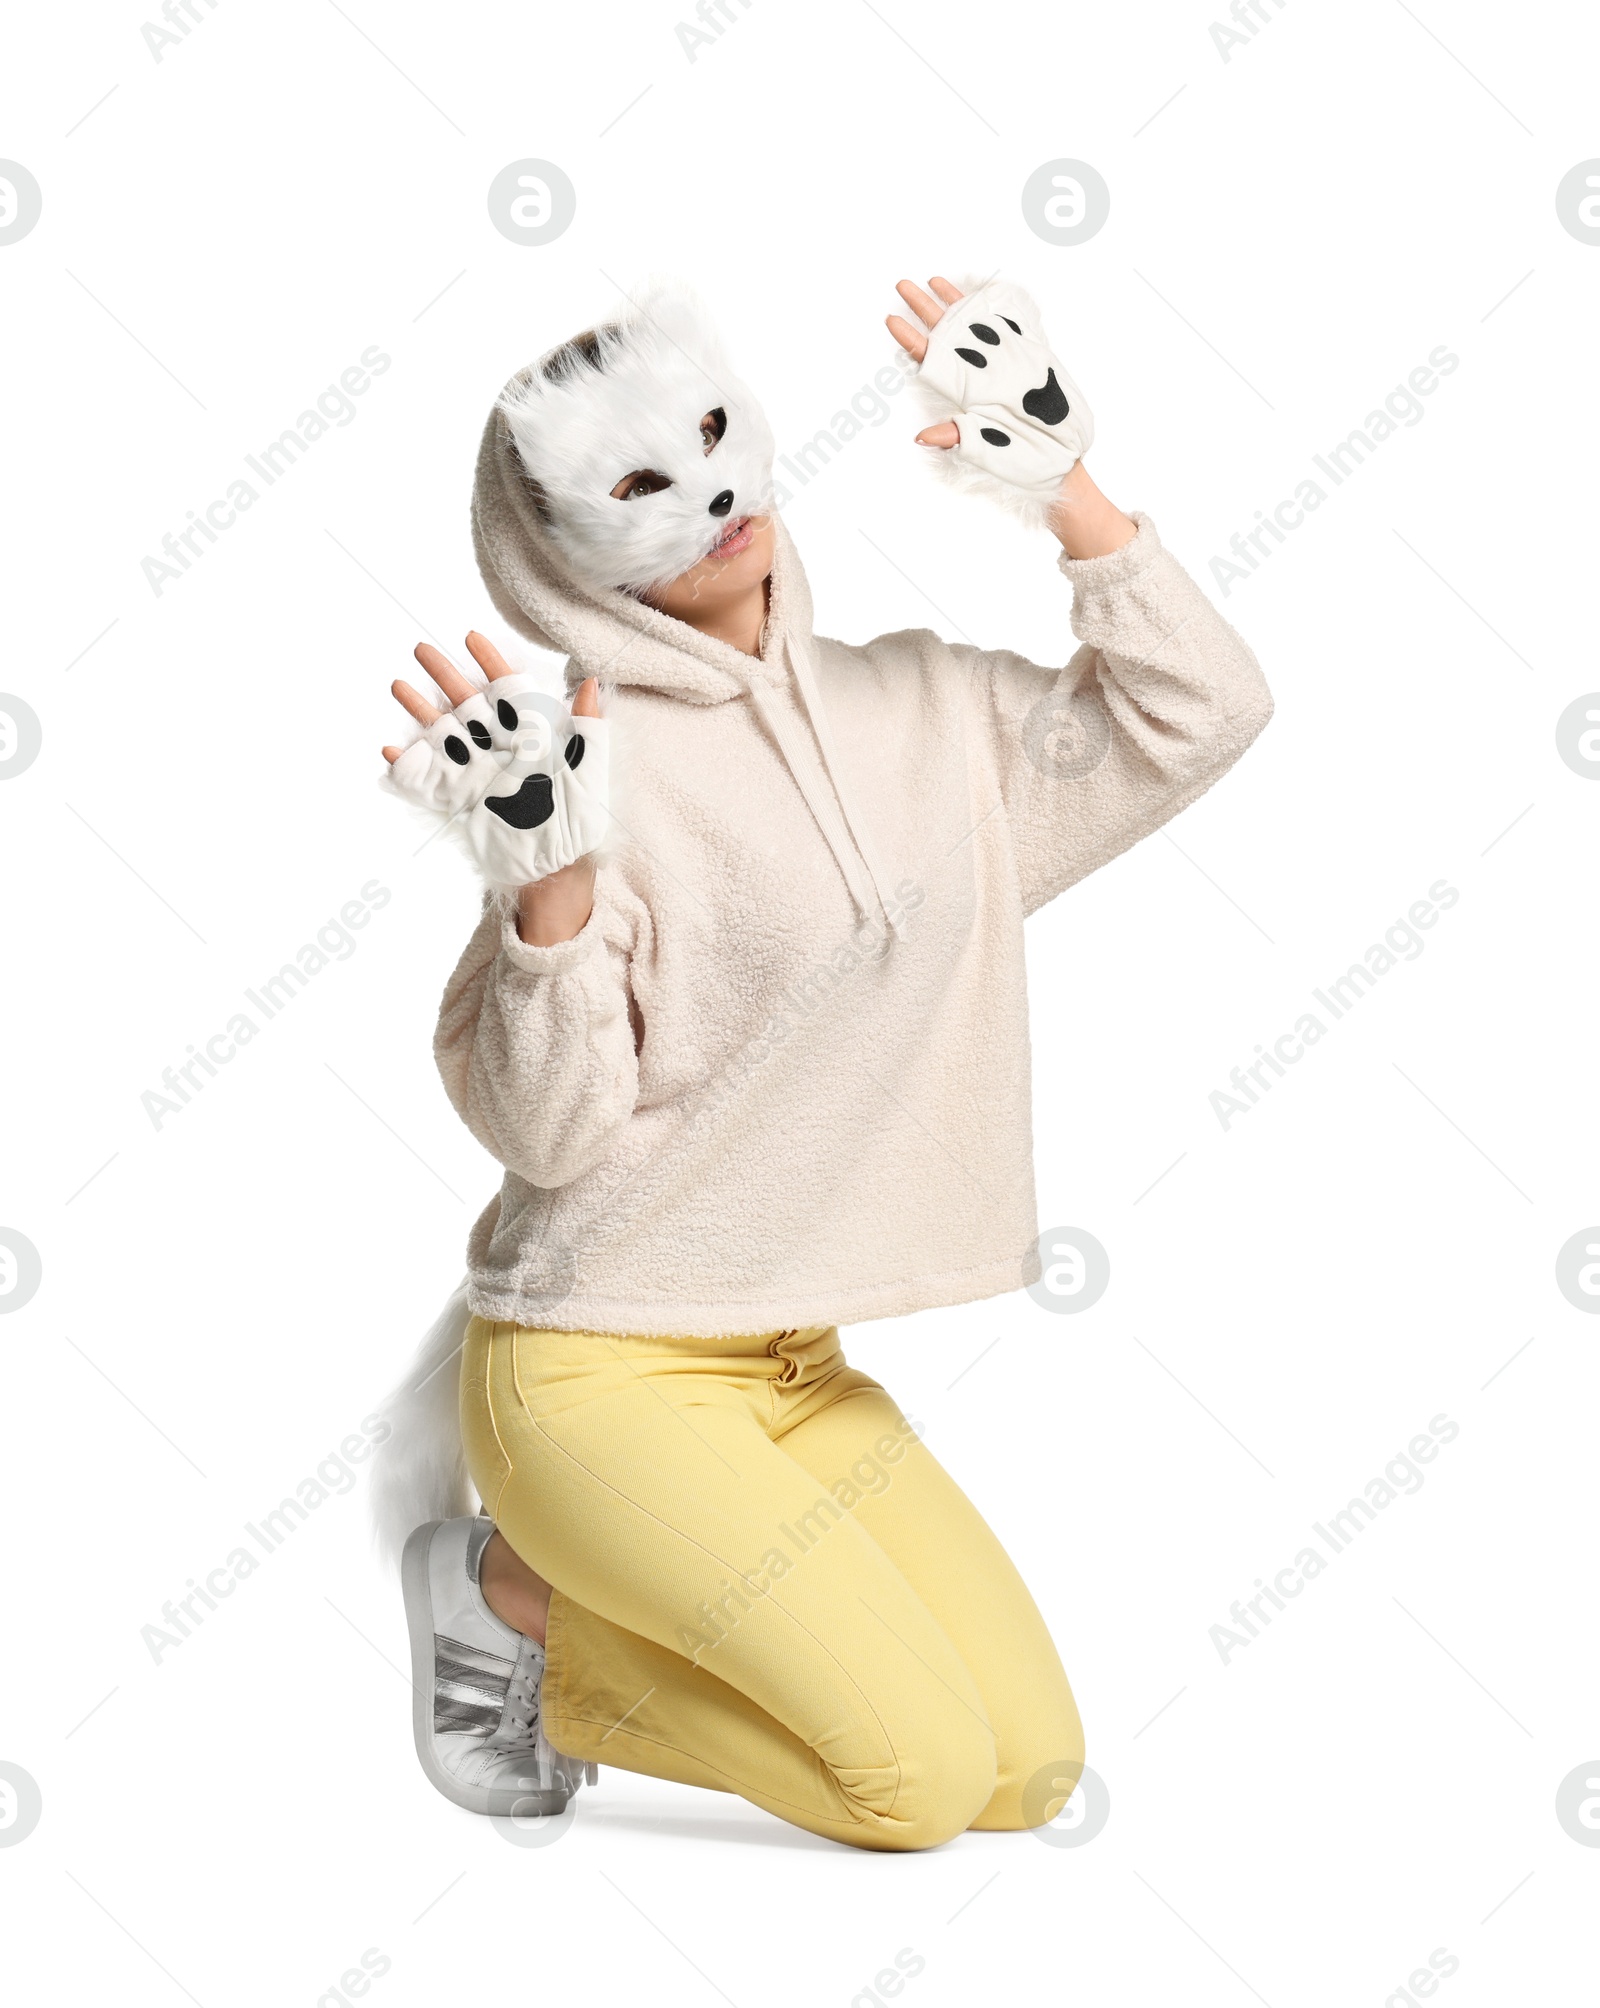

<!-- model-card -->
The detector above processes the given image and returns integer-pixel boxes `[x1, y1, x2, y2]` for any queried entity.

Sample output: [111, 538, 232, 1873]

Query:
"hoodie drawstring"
[745, 636, 905, 942]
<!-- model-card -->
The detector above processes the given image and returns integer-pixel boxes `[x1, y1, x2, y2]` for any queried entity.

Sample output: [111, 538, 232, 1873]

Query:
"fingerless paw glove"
[386, 676, 609, 891]
[912, 280, 1094, 525]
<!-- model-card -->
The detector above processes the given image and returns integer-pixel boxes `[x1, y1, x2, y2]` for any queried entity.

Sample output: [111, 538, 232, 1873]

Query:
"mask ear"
[629, 279, 728, 381]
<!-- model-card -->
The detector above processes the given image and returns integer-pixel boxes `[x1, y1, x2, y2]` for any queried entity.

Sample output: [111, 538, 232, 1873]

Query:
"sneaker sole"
[401, 1519, 574, 1820]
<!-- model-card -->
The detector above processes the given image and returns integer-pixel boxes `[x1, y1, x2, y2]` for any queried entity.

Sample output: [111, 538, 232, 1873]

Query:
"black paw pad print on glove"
[952, 315, 1072, 441]
[483, 732, 586, 830]
[387, 675, 608, 890]
[917, 285, 1094, 504]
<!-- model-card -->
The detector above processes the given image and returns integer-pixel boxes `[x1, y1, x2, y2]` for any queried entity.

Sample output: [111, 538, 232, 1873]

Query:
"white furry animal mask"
[497, 282, 776, 596]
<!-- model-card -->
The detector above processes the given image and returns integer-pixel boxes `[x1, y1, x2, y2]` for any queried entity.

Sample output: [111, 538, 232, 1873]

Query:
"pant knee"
[843, 1714, 997, 1852]
[979, 1709, 1087, 1833]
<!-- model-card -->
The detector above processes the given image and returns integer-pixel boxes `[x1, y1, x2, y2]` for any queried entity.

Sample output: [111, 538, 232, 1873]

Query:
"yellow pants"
[460, 1318, 1084, 1852]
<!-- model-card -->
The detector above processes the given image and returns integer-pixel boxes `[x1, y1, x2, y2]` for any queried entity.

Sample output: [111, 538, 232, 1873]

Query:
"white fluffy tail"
[369, 1278, 478, 1571]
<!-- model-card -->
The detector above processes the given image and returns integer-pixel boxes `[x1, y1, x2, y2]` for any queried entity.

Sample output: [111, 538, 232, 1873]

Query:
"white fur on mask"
[498, 281, 776, 596]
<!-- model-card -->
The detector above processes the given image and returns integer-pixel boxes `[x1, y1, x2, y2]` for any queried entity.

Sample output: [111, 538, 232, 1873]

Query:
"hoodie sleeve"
[954, 513, 1273, 918]
[433, 890, 639, 1188]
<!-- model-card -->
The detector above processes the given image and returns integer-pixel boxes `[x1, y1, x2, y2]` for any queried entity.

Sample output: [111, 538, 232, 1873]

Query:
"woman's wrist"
[1047, 460, 1138, 560]
[516, 857, 596, 946]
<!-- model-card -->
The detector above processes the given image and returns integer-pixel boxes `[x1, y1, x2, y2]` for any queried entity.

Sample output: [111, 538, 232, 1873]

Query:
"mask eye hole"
[610, 468, 673, 501]
[700, 407, 726, 453]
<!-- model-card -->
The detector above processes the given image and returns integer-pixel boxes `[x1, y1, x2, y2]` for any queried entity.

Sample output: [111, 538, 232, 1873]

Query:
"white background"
[2, 0, 1597, 2001]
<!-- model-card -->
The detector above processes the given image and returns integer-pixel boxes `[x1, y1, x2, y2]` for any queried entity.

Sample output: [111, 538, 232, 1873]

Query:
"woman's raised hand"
[886, 276, 964, 451]
[381, 631, 599, 764]
[883, 269, 1132, 556]
[382, 632, 606, 942]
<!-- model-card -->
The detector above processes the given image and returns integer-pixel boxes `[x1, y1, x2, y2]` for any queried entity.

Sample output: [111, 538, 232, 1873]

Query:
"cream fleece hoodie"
[437, 410, 1274, 1336]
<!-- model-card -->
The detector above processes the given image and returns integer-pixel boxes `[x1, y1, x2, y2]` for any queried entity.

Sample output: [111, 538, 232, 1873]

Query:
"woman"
[376, 272, 1273, 1851]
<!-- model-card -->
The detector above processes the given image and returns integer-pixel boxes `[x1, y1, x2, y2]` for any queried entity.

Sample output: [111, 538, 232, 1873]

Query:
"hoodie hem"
[464, 1252, 1040, 1338]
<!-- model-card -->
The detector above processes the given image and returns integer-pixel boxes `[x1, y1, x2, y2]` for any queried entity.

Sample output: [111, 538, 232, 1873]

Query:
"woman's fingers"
[413, 642, 477, 708]
[464, 630, 518, 681]
[890, 273, 964, 442]
[383, 667, 439, 765]
[895, 278, 946, 329]
[391, 677, 443, 727]
[388, 635, 592, 766]
[886, 313, 927, 362]
[887, 273, 963, 361]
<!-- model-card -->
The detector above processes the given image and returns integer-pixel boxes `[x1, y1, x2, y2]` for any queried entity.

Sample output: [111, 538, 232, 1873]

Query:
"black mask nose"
[708, 490, 734, 517]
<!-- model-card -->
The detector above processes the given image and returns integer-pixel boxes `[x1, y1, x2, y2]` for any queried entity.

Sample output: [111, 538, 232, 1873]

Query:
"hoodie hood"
[472, 394, 808, 707]
[472, 382, 903, 936]
[493, 281, 778, 597]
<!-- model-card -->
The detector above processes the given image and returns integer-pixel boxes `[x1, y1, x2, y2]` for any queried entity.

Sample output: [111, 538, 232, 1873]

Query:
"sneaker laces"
[488, 1649, 543, 1752]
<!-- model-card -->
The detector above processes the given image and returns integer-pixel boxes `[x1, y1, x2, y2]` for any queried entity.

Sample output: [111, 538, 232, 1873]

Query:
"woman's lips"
[710, 515, 752, 560]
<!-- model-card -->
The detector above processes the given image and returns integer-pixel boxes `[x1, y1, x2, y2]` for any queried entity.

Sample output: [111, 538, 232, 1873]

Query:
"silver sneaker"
[401, 1515, 596, 1817]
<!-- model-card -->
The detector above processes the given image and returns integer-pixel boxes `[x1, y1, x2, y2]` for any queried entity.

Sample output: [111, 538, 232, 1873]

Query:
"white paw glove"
[385, 675, 609, 890]
[914, 280, 1094, 513]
